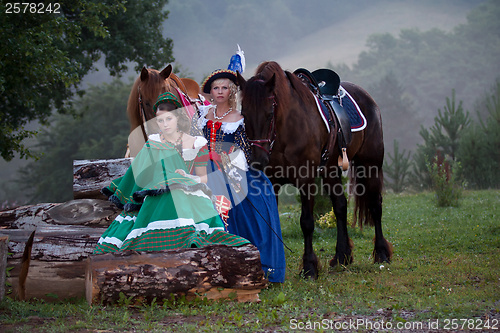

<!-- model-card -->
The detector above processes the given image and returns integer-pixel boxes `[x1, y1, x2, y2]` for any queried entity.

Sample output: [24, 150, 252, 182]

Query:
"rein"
[137, 84, 150, 142]
[247, 95, 277, 155]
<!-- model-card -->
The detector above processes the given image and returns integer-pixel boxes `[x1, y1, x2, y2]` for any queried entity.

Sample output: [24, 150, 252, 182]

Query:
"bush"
[427, 152, 463, 207]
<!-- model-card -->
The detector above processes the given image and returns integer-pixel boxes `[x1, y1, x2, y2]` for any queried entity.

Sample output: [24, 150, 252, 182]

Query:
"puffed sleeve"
[193, 137, 210, 168]
[233, 124, 252, 163]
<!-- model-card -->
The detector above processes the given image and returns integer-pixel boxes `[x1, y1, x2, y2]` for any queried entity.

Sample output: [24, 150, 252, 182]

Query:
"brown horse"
[126, 64, 201, 156]
[237, 61, 392, 279]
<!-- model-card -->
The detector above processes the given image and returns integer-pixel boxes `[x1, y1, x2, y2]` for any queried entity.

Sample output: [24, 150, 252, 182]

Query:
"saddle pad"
[313, 94, 331, 133]
[333, 86, 366, 132]
[312, 86, 367, 133]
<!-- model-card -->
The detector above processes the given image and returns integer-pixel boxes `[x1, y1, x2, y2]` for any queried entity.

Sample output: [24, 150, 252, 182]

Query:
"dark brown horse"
[237, 61, 392, 279]
[126, 64, 201, 156]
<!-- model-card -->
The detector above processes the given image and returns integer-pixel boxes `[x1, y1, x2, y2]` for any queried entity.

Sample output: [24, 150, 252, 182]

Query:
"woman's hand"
[176, 169, 201, 183]
[175, 169, 188, 177]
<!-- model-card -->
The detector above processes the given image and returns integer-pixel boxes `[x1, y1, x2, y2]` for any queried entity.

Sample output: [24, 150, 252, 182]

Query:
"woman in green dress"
[94, 92, 249, 254]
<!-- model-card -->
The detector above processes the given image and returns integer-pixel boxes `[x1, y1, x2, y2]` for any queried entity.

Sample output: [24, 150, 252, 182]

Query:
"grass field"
[1, 190, 499, 332]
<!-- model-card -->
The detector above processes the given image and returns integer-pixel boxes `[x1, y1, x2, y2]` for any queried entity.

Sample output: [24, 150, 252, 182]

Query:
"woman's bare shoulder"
[182, 133, 197, 148]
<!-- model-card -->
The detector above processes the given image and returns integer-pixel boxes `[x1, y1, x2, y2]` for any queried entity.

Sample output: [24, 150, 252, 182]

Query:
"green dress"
[94, 135, 249, 254]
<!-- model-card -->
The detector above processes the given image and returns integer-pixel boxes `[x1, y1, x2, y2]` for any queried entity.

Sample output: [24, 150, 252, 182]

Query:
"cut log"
[73, 158, 131, 199]
[0, 203, 59, 229]
[0, 235, 8, 301]
[8, 259, 88, 301]
[4, 225, 107, 300]
[47, 199, 119, 225]
[86, 244, 268, 305]
[3, 225, 106, 261]
[0, 199, 116, 301]
[0, 199, 119, 229]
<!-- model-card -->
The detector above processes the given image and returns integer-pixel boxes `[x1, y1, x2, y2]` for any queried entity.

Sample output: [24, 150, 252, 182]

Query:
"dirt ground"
[1, 308, 499, 332]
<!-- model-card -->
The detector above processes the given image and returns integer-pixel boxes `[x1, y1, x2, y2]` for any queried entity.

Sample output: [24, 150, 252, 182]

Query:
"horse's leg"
[366, 177, 393, 263]
[327, 175, 354, 267]
[299, 187, 318, 279]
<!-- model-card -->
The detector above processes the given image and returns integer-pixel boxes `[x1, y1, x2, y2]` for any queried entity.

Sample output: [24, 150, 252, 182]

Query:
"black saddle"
[293, 68, 351, 146]
[293, 68, 341, 96]
[312, 68, 341, 96]
[294, 68, 320, 93]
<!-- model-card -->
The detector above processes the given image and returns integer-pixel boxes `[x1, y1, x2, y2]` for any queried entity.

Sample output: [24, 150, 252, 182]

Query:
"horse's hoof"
[300, 268, 318, 280]
[373, 253, 391, 264]
[373, 240, 393, 264]
[329, 258, 343, 268]
[329, 253, 353, 267]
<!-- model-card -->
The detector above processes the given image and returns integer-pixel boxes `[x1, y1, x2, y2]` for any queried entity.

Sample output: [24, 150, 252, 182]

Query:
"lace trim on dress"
[149, 133, 161, 142]
[183, 136, 208, 161]
[197, 105, 244, 134]
[148, 134, 207, 161]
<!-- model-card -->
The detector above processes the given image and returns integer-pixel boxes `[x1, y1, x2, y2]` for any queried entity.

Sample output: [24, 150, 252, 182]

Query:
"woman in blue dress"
[191, 69, 286, 283]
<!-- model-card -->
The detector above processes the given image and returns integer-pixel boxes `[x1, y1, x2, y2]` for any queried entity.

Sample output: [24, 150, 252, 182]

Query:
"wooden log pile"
[0, 199, 117, 301]
[0, 158, 268, 303]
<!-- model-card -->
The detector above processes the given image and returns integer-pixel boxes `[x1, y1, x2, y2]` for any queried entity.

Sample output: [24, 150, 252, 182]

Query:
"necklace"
[213, 106, 233, 120]
[161, 131, 183, 155]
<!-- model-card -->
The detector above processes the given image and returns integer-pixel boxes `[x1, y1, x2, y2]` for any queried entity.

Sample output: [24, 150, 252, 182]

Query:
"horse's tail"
[350, 160, 384, 228]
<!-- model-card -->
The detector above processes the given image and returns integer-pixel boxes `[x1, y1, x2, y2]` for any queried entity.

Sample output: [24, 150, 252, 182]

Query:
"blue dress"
[192, 106, 286, 282]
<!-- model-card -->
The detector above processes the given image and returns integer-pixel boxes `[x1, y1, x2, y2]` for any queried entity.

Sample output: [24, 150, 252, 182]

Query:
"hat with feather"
[202, 44, 245, 94]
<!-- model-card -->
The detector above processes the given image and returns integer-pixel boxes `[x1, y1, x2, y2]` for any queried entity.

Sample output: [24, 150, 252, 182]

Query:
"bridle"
[137, 84, 150, 142]
[247, 95, 277, 156]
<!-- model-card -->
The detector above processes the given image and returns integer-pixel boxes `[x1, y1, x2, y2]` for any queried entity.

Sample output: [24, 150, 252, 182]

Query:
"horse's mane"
[242, 76, 271, 112]
[254, 61, 315, 112]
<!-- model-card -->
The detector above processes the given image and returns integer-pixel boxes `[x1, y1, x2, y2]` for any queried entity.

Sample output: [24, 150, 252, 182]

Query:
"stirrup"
[338, 147, 349, 171]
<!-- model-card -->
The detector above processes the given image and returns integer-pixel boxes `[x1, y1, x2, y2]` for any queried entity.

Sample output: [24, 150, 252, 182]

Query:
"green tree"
[412, 90, 471, 189]
[0, 0, 172, 161]
[18, 79, 132, 203]
[384, 139, 412, 193]
[458, 79, 500, 189]
[424, 90, 471, 161]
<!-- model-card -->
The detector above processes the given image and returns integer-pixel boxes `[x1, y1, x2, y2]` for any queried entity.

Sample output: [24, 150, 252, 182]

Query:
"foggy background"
[1, 0, 495, 205]
[87, 0, 475, 82]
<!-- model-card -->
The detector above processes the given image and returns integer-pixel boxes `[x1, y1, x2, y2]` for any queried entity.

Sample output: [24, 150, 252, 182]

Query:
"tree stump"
[86, 244, 268, 305]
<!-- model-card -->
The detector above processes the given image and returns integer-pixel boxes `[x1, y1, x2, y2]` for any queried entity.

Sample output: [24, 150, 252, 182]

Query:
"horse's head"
[126, 65, 183, 156]
[140, 65, 175, 119]
[238, 71, 277, 169]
